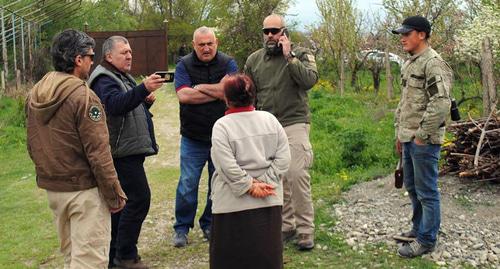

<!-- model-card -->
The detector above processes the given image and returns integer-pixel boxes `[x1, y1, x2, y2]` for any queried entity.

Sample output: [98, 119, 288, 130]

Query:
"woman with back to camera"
[209, 74, 291, 269]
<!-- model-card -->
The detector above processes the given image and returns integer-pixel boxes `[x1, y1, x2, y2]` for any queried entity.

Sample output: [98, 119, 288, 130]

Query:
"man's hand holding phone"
[278, 29, 292, 60]
[144, 74, 165, 92]
[154, 71, 175, 83]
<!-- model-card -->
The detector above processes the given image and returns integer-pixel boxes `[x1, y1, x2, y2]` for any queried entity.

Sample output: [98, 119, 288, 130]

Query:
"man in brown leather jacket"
[26, 29, 126, 268]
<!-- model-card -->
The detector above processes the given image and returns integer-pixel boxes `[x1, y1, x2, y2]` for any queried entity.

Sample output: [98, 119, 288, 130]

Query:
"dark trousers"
[110, 155, 151, 264]
[210, 206, 283, 269]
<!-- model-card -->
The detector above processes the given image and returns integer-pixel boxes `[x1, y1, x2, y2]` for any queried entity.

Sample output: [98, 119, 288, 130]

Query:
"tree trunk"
[385, 47, 393, 99]
[351, 60, 362, 92]
[481, 37, 497, 115]
[370, 62, 381, 94]
[339, 50, 345, 96]
[372, 69, 380, 93]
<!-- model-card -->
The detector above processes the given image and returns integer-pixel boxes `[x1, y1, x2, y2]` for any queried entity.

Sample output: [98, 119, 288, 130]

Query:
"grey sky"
[287, 0, 384, 30]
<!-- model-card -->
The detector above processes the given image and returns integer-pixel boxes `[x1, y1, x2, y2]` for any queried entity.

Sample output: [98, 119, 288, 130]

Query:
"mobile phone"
[278, 29, 289, 48]
[282, 28, 289, 38]
[154, 71, 174, 83]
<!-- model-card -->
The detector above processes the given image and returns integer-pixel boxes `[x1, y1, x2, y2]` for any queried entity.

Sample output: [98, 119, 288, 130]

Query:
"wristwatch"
[287, 51, 296, 62]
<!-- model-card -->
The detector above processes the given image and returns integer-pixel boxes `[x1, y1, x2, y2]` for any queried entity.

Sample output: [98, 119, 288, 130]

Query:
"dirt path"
[138, 87, 211, 268]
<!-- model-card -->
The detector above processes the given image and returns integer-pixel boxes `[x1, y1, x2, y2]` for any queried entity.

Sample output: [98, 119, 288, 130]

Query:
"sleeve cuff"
[415, 129, 429, 142]
[137, 83, 150, 98]
[176, 85, 190, 92]
[236, 176, 254, 197]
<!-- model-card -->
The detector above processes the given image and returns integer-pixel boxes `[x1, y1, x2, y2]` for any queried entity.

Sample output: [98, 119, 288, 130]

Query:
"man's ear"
[105, 53, 112, 63]
[74, 55, 83, 67]
[418, 31, 426, 41]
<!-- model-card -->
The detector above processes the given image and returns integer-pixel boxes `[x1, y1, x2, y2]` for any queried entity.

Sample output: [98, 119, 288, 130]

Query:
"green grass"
[0, 97, 59, 268]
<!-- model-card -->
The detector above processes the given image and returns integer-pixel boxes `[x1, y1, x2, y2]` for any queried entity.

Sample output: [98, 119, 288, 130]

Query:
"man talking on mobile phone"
[244, 14, 319, 251]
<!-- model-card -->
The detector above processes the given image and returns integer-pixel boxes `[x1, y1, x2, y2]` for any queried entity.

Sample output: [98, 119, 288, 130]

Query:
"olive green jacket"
[244, 45, 318, 127]
[395, 47, 453, 144]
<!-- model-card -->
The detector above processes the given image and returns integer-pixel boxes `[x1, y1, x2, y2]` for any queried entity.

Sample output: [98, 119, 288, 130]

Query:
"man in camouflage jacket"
[392, 16, 452, 258]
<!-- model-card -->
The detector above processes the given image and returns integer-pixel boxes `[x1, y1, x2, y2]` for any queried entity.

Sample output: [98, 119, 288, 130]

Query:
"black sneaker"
[393, 230, 417, 242]
[173, 232, 188, 248]
[398, 241, 435, 258]
[202, 228, 211, 241]
[113, 255, 149, 269]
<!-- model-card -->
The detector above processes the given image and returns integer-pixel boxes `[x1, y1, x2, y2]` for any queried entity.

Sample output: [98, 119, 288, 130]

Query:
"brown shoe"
[296, 233, 314, 251]
[114, 256, 149, 269]
[282, 229, 297, 243]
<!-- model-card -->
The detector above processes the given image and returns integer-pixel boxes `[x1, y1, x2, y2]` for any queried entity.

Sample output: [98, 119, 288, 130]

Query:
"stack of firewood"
[442, 111, 500, 182]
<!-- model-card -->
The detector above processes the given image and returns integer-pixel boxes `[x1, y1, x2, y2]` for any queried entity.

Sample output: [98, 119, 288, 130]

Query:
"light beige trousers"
[282, 123, 315, 235]
[46, 187, 111, 269]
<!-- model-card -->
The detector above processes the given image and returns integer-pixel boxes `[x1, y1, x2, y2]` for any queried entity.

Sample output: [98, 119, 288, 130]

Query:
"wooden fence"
[87, 29, 169, 76]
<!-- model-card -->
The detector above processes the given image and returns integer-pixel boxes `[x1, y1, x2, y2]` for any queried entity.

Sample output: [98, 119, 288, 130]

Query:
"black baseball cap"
[392, 16, 431, 35]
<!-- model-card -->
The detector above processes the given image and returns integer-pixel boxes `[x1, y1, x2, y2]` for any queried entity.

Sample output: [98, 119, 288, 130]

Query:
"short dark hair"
[223, 74, 256, 107]
[51, 29, 95, 73]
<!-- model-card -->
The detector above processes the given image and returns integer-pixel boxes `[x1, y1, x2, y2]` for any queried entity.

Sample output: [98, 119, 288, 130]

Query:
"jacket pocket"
[407, 76, 425, 89]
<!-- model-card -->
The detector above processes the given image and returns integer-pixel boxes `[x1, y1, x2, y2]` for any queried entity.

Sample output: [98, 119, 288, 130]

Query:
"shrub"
[340, 129, 369, 168]
[0, 97, 26, 149]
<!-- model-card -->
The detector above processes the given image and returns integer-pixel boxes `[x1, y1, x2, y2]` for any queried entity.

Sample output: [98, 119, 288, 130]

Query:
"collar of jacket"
[409, 46, 430, 62]
[264, 42, 296, 61]
[225, 105, 255, 115]
[100, 60, 136, 86]
[191, 51, 221, 66]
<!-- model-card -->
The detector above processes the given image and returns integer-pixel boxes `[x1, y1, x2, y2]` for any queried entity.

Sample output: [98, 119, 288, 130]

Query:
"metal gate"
[87, 29, 168, 76]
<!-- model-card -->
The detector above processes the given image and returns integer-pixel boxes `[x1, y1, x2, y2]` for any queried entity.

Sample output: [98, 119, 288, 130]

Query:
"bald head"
[263, 14, 286, 29]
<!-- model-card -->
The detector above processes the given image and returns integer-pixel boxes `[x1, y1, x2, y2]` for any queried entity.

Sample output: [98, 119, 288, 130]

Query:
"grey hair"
[102, 36, 129, 58]
[193, 26, 216, 40]
[51, 29, 95, 73]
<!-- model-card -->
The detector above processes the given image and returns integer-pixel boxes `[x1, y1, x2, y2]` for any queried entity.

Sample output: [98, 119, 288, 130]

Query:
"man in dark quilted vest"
[172, 26, 238, 248]
[88, 36, 164, 269]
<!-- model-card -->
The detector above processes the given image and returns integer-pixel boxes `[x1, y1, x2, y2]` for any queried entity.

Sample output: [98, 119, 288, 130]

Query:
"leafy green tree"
[212, 0, 291, 69]
[382, 0, 463, 59]
[314, 0, 360, 95]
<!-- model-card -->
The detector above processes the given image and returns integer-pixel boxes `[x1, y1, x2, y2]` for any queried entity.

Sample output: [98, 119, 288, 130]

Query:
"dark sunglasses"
[262, 27, 284, 35]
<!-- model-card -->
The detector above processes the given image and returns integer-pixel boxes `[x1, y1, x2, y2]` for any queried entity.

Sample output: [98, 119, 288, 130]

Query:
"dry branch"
[442, 110, 500, 182]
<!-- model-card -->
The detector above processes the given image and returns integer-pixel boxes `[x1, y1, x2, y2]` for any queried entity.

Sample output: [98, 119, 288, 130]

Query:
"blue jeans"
[174, 136, 214, 234]
[402, 141, 441, 247]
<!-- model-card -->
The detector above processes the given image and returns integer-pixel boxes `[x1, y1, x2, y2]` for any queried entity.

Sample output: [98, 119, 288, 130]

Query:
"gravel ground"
[331, 174, 500, 268]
